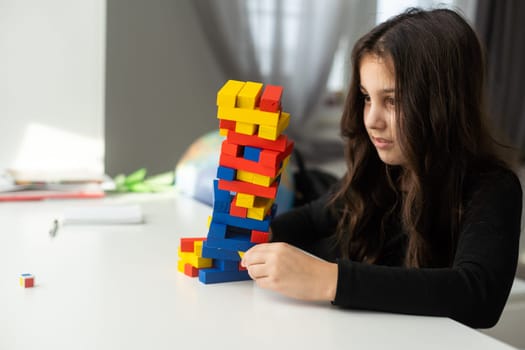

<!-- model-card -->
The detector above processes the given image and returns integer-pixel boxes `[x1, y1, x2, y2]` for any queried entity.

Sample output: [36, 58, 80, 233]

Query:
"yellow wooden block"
[235, 121, 258, 135]
[282, 155, 290, 168]
[194, 240, 204, 257]
[258, 111, 290, 140]
[252, 173, 274, 187]
[247, 208, 267, 221]
[238, 251, 244, 259]
[217, 80, 245, 107]
[178, 249, 213, 268]
[237, 169, 278, 187]
[236, 193, 255, 208]
[207, 215, 212, 228]
[217, 106, 280, 127]
[247, 197, 274, 220]
[219, 128, 229, 136]
[258, 127, 276, 140]
[177, 248, 187, 259]
[191, 257, 213, 268]
[237, 81, 263, 109]
[236, 170, 255, 183]
[235, 156, 289, 187]
[177, 260, 185, 273]
[279, 112, 291, 133]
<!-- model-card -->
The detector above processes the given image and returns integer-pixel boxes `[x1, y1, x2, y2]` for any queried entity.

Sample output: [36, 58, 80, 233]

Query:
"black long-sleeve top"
[270, 166, 522, 328]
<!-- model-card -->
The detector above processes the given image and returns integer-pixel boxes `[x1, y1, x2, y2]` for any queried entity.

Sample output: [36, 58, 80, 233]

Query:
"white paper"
[62, 204, 144, 225]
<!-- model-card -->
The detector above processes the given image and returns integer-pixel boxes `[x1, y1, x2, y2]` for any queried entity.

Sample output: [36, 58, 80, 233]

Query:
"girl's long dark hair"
[331, 8, 509, 267]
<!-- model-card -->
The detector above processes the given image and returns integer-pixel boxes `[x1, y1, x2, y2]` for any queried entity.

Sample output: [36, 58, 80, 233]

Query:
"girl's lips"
[372, 136, 394, 149]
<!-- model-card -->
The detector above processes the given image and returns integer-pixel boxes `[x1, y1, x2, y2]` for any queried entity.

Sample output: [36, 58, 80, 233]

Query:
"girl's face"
[360, 54, 407, 166]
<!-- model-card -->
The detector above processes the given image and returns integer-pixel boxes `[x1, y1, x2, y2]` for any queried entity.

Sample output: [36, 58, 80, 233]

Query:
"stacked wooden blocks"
[177, 238, 212, 277]
[178, 80, 294, 284]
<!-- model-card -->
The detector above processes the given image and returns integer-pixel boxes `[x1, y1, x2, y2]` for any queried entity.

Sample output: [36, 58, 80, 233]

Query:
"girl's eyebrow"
[360, 85, 395, 93]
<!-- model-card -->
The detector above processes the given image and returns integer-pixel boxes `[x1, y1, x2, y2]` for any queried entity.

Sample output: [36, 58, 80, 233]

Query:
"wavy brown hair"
[331, 8, 510, 267]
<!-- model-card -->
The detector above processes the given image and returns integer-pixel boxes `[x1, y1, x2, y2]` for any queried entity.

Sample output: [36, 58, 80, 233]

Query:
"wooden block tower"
[178, 80, 293, 283]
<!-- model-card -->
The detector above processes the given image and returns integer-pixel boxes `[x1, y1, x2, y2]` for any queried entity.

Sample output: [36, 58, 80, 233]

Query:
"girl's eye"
[362, 94, 371, 103]
[386, 97, 395, 106]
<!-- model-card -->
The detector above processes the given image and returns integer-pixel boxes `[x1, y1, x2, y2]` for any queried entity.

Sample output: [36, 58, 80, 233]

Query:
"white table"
[0, 193, 518, 349]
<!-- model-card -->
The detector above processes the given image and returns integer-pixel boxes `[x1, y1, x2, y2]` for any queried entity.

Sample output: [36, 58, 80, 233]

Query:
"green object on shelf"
[124, 168, 147, 186]
[113, 168, 174, 193]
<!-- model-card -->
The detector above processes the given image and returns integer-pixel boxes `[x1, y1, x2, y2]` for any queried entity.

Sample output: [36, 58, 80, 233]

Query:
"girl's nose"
[365, 105, 387, 130]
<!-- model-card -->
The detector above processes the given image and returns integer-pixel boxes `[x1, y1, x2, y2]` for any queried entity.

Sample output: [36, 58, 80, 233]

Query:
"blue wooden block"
[243, 146, 261, 162]
[213, 199, 230, 213]
[216, 259, 239, 271]
[217, 166, 236, 181]
[213, 180, 231, 202]
[212, 211, 270, 232]
[208, 222, 227, 239]
[206, 236, 255, 252]
[199, 268, 250, 284]
[201, 242, 240, 261]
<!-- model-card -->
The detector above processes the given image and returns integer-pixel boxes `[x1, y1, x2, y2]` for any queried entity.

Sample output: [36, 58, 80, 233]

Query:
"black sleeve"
[270, 189, 339, 251]
[333, 169, 522, 328]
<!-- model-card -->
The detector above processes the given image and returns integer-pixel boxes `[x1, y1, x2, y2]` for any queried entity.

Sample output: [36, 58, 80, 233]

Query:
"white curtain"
[192, 0, 373, 160]
[246, 0, 348, 126]
[192, 0, 261, 82]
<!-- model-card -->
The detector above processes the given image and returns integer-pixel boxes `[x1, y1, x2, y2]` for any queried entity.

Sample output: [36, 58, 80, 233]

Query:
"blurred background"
[0, 0, 493, 178]
[2, 0, 523, 176]
[1, 0, 525, 346]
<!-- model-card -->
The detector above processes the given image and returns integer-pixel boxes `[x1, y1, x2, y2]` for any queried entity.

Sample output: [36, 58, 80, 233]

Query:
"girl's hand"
[241, 242, 338, 301]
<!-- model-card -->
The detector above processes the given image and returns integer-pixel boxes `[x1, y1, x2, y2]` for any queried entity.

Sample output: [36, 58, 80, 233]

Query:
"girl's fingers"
[246, 263, 268, 280]
[242, 243, 272, 266]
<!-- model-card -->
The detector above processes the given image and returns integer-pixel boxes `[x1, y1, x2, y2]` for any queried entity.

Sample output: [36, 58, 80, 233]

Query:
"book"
[0, 169, 106, 201]
[0, 189, 104, 202]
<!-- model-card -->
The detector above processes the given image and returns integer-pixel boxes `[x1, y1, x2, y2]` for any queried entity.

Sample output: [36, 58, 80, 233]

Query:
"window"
[246, 0, 302, 78]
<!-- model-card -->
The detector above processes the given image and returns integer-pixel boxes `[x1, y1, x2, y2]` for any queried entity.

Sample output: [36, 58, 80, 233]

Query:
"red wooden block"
[221, 139, 243, 157]
[219, 153, 280, 178]
[180, 237, 207, 253]
[184, 263, 199, 277]
[229, 197, 248, 218]
[218, 140, 292, 178]
[227, 130, 289, 152]
[219, 119, 236, 131]
[260, 85, 283, 112]
[259, 139, 294, 168]
[238, 262, 247, 271]
[259, 149, 279, 167]
[218, 179, 278, 199]
[251, 230, 270, 243]
[280, 139, 294, 162]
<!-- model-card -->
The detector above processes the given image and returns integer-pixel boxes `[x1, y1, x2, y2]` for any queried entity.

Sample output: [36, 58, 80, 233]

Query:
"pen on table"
[49, 218, 61, 238]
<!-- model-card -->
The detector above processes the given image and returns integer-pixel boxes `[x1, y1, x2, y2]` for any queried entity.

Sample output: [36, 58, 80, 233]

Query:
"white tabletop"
[0, 193, 517, 350]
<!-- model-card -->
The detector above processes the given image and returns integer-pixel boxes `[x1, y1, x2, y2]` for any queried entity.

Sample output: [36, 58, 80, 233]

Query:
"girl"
[241, 8, 522, 329]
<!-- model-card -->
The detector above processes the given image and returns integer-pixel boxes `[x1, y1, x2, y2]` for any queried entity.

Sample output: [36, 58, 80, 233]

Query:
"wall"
[0, 0, 105, 176]
[105, 0, 225, 176]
